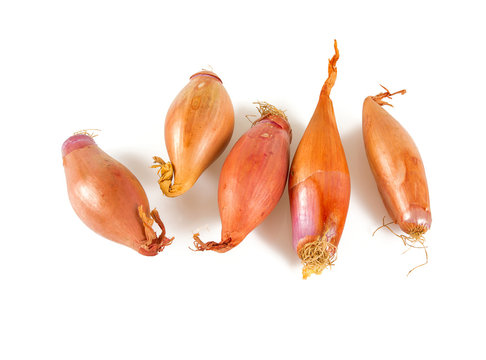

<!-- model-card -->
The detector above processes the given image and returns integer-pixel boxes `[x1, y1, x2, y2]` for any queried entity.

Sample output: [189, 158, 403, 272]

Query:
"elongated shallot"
[288, 41, 351, 279]
[363, 86, 431, 273]
[193, 103, 292, 252]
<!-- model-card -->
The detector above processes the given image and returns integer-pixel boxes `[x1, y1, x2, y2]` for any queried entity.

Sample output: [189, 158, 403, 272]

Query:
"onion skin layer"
[362, 92, 431, 236]
[63, 134, 172, 255]
[194, 107, 291, 253]
[155, 71, 234, 197]
[288, 41, 350, 278]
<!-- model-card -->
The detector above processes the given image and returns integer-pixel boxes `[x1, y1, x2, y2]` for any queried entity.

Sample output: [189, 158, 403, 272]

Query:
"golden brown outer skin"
[289, 96, 350, 252]
[63, 145, 151, 253]
[362, 96, 431, 234]
[216, 115, 291, 252]
[164, 71, 234, 196]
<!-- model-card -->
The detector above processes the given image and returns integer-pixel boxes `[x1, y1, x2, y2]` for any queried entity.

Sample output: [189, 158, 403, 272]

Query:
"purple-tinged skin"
[62, 134, 96, 157]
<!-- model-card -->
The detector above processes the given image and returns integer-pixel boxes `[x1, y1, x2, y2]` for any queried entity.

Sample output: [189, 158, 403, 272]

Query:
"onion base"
[191, 233, 233, 253]
[298, 235, 337, 279]
[152, 156, 184, 197]
[373, 217, 428, 276]
[137, 206, 174, 256]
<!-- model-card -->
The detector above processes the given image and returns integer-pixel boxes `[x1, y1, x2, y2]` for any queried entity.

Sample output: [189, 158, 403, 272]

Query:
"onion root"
[298, 230, 337, 279]
[373, 217, 428, 276]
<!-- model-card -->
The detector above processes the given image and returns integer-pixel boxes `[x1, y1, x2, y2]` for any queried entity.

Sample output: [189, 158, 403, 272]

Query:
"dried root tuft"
[298, 234, 337, 279]
[253, 101, 287, 122]
[73, 129, 101, 138]
[373, 217, 428, 276]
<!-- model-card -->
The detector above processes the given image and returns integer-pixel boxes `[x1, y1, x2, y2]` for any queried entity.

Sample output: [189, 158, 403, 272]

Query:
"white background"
[1, 1, 485, 359]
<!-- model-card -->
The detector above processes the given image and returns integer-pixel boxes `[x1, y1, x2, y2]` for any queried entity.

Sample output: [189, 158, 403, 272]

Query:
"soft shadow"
[256, 108, 306, 266]
[340, 125, 387, 223]
[256, 190, 298, 266]
[200, 102, 257, 186]
[115, 104, 282, 246]
[115, 151, 157, 193]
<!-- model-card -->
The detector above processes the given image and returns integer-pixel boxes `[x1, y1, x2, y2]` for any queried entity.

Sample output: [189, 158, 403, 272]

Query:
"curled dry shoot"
[62, 133, 173, 255]
[153, 70, 234, 197]
[362, 86, 431, 275]
[288, 40, 351, 279]
[193, 102, 292, 253]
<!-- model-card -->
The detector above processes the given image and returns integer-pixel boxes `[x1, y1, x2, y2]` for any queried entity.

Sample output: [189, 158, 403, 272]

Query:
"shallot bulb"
[288, 41, 351, 279]
[62, 133, 172, 255]
[193, 103, 292, 253]
[362, 86, 431, 272]
[153, 71, 234, 197]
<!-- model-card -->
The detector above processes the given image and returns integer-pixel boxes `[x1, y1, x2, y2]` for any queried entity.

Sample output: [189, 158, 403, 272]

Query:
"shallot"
[288, 41, 351, 278]
[362, 86, 431, 273]
[63, 133, 172, 255]
[193, 103, 292, 252]
[153, 71, 234, 197]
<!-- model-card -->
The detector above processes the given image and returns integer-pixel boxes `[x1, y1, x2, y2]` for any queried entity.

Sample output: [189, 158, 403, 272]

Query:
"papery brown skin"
[63, 134, 172, 256]
[193, 107, 292, 253]
[288, 40, 351, 278]
[362, 91, 431, 236]
[154, 71, 234, 197]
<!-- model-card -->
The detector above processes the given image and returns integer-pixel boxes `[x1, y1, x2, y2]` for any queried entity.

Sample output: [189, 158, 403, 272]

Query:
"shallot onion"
[193, 103, 292, 252]
[288, 41, 351, 279]
[153, 71, 234, 197]
[63, 133, 172, 255]
[362, 86, 431, 273]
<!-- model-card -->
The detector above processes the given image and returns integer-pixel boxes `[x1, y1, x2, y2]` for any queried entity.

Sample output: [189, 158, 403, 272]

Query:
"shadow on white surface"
[256, 189, 298, 266]
[141, 103, 269, 245]
[256, 108, 307, 266]
[341, 124, 387, 224]
[113, 151, 158, 193]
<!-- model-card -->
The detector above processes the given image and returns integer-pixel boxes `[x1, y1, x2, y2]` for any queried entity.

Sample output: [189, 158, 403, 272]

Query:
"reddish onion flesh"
[63, 134, 172, 255]
[193, 103, 292, 253]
